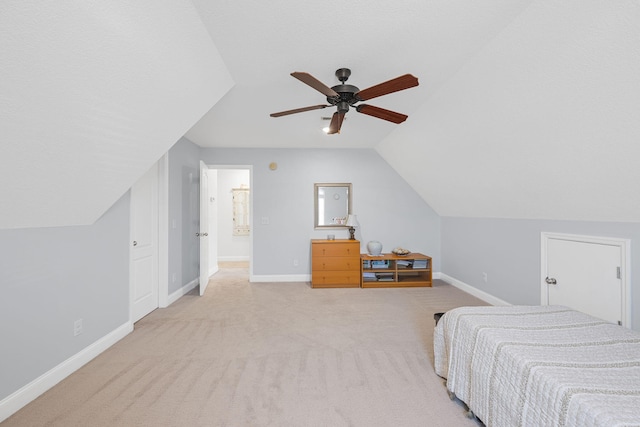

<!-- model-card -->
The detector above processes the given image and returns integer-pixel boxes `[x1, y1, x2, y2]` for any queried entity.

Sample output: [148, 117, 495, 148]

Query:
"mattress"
[434, 305, 640, 427]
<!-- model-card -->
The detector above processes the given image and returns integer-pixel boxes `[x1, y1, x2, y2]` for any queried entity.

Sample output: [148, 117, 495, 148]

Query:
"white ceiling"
[2, 1, 639, 227]
[0, 1, 233, 228]
[378, 0, 640, 222]
[185, 0, 533, 148]
[188, 0, 640, 223]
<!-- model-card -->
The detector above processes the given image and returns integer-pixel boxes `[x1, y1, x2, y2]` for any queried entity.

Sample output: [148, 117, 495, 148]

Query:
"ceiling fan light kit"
[271, 68, 419, 134]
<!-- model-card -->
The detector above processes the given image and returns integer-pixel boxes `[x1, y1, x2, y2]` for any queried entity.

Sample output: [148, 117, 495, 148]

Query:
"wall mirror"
[314, 183, 352, 229]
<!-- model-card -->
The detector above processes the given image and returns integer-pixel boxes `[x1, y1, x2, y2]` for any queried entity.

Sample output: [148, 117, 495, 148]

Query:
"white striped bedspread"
[433, 305, 640, 427]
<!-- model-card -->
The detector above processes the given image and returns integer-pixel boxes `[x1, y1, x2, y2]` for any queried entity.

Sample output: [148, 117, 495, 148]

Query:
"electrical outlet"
[74, 319, 83, 336]
[482, 272, 488, 283]
[261, 217, 269, 225]
[172, 273, 177, 283]
[293, 259, 299, 267]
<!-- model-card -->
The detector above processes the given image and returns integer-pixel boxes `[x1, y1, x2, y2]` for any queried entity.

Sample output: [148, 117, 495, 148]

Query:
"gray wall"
[167, 138, 201, 294]
[0, 192, 130, 401]
[4, 141, 637, 409]
[200, 148, 441, 275]
[442, 217, 640, 330]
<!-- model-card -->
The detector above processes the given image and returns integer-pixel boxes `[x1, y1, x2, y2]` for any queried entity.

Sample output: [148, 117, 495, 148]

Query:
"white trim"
[540, 232, 631, 327]
[166, 278, 199, 306]
[209, 264, 219, 278]
[207, 164, 254, 281]
[439, 273, 511, 306]
[250, 274, 311, 283]
[0, 322, 132, 423]
[158, 154, 169, 308]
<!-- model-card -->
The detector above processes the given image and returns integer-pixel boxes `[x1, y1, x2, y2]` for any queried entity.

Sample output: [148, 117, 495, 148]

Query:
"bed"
[433, 305, 640, 427]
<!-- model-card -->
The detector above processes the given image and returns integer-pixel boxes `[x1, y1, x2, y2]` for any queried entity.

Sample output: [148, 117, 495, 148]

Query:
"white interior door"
[208, 169, 219, 275]
[131, 162, 159, 322]
[199, 161, 210, 296]
[543, 234, 624, 325]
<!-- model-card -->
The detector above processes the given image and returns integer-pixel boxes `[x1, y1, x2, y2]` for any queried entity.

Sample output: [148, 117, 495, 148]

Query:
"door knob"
[196, 233, 200, 237]
[203, 232, 208, 236]
[133, 241, 137, 246]
[545, 276, 557, 285]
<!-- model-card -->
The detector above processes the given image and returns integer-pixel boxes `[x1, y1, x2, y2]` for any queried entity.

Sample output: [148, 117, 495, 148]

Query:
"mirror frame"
[314, 183, 352, 229]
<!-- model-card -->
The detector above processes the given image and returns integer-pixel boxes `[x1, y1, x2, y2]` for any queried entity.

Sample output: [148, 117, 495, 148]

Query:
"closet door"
[131, 162, 159, 322]
[543, 234, 623, 325]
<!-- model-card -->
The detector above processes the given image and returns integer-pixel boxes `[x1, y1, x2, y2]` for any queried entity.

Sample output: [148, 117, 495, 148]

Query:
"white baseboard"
[0, 321, 133, 423]
[167, 278, 199, 306]
[439, 273, 511, 306]
[250, 274, 311, 283]
[218, 256, 250, 262]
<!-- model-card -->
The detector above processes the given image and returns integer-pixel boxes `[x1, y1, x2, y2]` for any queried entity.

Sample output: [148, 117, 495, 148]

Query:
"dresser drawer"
[312, 256, 359, 272]
[311, 271, 361, 287]
[312, 242, 359, 258]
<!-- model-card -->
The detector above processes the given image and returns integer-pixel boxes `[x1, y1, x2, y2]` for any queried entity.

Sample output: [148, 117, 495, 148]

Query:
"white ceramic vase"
[367, 241, 383, 256]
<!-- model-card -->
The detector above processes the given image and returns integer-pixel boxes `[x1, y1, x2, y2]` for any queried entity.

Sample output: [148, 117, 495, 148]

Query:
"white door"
[199, 161, 210, 296]
[131, 162, 159, 322]
[543, 234, 624, 325]
[208, 169, 219, 276]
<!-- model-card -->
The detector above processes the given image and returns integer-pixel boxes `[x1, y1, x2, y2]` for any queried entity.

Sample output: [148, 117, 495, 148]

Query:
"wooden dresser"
[311, 239, 361, 288]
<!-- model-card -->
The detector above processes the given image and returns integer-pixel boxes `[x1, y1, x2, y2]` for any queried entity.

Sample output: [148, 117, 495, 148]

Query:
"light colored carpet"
[3, 268, 486, 426]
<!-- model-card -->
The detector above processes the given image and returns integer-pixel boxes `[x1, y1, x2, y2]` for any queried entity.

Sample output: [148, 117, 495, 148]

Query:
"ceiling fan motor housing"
[327, 68, 360, 112]
[328, 86, 360, 112]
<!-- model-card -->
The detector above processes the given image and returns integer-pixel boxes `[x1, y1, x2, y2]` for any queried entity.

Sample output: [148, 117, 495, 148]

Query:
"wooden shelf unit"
[360, 253, 432, 288]
[311, 239, 361, 288]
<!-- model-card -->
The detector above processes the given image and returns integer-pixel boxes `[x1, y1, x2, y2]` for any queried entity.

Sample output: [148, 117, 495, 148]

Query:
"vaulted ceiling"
[185, 0, 533, 148]
[0, 1, 233, 228]
[2, 1, 639, 228]
[186, 0, 640, 223]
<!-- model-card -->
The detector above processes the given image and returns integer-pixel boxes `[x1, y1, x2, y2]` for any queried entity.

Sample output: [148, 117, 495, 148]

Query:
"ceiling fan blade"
[356, 74, 419, 101]
[327, 112, 345, 134]
[270, 104, 330, 117]
[356, 104, 408, 124]
[291, 72, 339, 98]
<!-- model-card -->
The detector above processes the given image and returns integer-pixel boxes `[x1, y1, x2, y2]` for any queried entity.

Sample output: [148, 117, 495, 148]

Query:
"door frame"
[204, 164, 253, 279]
[199, 161, 210, 296]
[540, 232, 631, 327]
[158, 154, 169, 307]
[129, 155, 170, 324]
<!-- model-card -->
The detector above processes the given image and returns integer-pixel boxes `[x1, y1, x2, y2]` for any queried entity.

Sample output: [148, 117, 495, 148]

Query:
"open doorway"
[202, 165, 253, 281]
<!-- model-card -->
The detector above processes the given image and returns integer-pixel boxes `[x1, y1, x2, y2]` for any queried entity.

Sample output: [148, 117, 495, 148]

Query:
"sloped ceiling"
[377, 1, 640, 222]
[186, 0, 640, 223]
[2, 1, 638, 228]
[186, 0, 533, 148]
[0, 1, 233, 229]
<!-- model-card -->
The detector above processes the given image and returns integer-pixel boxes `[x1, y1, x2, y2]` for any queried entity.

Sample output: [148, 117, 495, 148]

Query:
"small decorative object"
[327, 234, 335, 240]
[345, 214, 359, 240]
[367, 241, 383, 256]
[392, 247, 410, 256]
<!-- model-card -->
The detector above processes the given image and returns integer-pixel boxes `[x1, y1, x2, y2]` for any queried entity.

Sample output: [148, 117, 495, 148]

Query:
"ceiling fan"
[270, 68, 419, 134]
